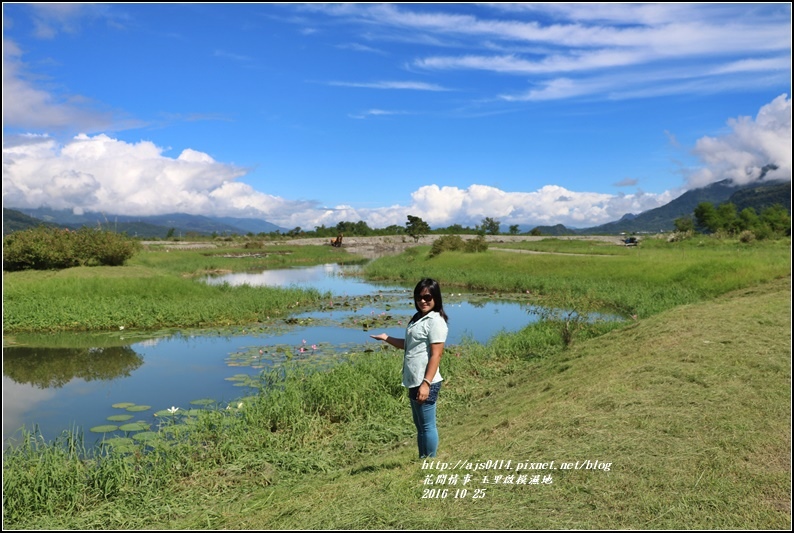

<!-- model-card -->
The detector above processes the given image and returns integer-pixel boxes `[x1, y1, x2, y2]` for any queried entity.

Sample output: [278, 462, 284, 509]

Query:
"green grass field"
[2, 237, 791, 529]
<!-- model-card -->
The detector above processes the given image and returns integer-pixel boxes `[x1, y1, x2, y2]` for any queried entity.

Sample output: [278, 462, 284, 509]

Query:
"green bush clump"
[3, 226, 141, 271]
[463, 234, 488, 253]
[429, 234, 488, 257]
[429, 235, 465, 257]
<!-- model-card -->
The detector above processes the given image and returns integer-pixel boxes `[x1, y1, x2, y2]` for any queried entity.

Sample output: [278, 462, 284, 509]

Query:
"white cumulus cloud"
[2, 133, 290, 219]
[687, 93, 791, 188]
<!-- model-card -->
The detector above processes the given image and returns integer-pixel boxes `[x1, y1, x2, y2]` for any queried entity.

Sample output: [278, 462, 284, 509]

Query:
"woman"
[371, 278, 449, 458]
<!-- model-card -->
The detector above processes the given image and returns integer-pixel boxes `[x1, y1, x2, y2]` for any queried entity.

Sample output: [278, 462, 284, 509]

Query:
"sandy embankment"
[276, 234, 627, 259]
[144, 234, 627, 259]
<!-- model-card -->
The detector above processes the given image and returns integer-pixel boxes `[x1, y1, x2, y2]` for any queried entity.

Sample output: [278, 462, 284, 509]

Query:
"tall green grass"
[362, 238, 791, 317]
[3, 245, 360, 333]
[2, 274, 327, 332]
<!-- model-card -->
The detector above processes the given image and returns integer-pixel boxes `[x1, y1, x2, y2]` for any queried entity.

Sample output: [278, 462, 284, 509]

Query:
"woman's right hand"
[370, 333, 389, 342]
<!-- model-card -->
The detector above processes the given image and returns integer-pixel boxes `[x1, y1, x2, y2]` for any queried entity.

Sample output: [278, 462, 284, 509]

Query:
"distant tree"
[353, 220, 372, 236]
[760, 204, 791, 235]
[508, 224, 520, 235]
[693, 202, 719, 233]
[383, 224, 405, 235]
[692, 201, 789, 239]
[737, 208, 760, 233]
[438, 223, 475, 234]
[673, 216, 694, 233]
[166, 227, 176, 240]
[716, 203, 739, 234]
[530, 227, 542, 236]
[405, 215, 431, 242]
[481, 217, 501, 235]
[335, 221, 356, 235]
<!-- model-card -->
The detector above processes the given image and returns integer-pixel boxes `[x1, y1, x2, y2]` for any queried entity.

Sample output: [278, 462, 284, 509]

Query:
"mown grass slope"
[151, 276, 791, 530]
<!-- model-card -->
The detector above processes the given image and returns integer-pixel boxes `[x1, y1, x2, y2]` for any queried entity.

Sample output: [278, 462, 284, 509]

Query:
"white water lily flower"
[167, 406, 179, 414]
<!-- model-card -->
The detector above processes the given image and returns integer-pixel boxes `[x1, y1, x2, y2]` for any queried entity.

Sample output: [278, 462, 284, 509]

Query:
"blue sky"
[2, 3, 791, 230]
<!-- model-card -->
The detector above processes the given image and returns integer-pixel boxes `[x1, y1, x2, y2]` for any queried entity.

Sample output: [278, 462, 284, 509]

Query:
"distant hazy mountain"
[4, 207, 287, 238]
[212, 216, 284, 235]
[2, 208, 60, 236]
[526, 224, 577, 236]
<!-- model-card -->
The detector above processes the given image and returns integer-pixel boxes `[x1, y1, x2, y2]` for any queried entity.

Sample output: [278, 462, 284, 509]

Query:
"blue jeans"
[409, 382, 442, 458]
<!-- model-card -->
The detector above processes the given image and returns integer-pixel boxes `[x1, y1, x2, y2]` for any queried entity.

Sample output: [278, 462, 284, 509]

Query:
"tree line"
[674, 202, 790, 241]
[277, 216, 517, 240]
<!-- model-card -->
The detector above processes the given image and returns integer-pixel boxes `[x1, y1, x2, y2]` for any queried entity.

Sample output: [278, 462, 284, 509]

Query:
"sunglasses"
[416, 294, 434, 303]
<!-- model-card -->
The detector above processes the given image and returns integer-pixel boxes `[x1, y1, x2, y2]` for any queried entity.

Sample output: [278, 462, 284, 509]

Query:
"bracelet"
[422, 379, 432, 387]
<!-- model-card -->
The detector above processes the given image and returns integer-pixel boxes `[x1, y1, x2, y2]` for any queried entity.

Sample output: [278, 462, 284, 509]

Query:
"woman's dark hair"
[413, 278, 448, 323]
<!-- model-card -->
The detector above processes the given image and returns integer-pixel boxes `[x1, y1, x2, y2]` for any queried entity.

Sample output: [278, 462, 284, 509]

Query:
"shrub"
[738, 230, 756, 244]
[2, 227, 81, 271]
[74, 227, 141, 266]
[463, 234, 489, 253]
[3, 226, 140, 271]
[429, 235, 465, 257]
[668, 230, 693, 242]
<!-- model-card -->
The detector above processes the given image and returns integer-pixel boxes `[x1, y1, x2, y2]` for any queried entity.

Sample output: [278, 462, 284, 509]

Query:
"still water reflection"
[3, 264, 545, 447]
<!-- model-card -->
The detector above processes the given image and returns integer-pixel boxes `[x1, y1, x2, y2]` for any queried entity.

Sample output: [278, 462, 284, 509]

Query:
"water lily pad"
[154, 409, 182, 417]
[190, 398, 216, 406]
[125, 405, 151, 412]
[107, 414, 134, 422]
[119, 422, 149, 432]
[132, 431, 158, 442]
[90, 424, 119, 433]
[112, 402, 136, 409]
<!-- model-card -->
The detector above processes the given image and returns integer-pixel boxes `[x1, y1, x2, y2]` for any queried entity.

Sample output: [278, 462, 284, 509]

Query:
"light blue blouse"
[402, 310, 448, 388]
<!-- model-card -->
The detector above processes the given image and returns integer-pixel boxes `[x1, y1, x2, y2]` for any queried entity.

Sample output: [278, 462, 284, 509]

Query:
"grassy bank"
[228, 276, 790, 530]
[3, 244, 360, 333]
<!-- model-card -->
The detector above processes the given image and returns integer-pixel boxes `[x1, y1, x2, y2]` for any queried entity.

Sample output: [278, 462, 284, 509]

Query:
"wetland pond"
[3, 263, 579, 448]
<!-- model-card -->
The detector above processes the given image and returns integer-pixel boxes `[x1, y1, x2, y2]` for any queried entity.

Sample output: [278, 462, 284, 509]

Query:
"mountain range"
[2, 208, 285, 238]
[3, 178, 790, 238]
